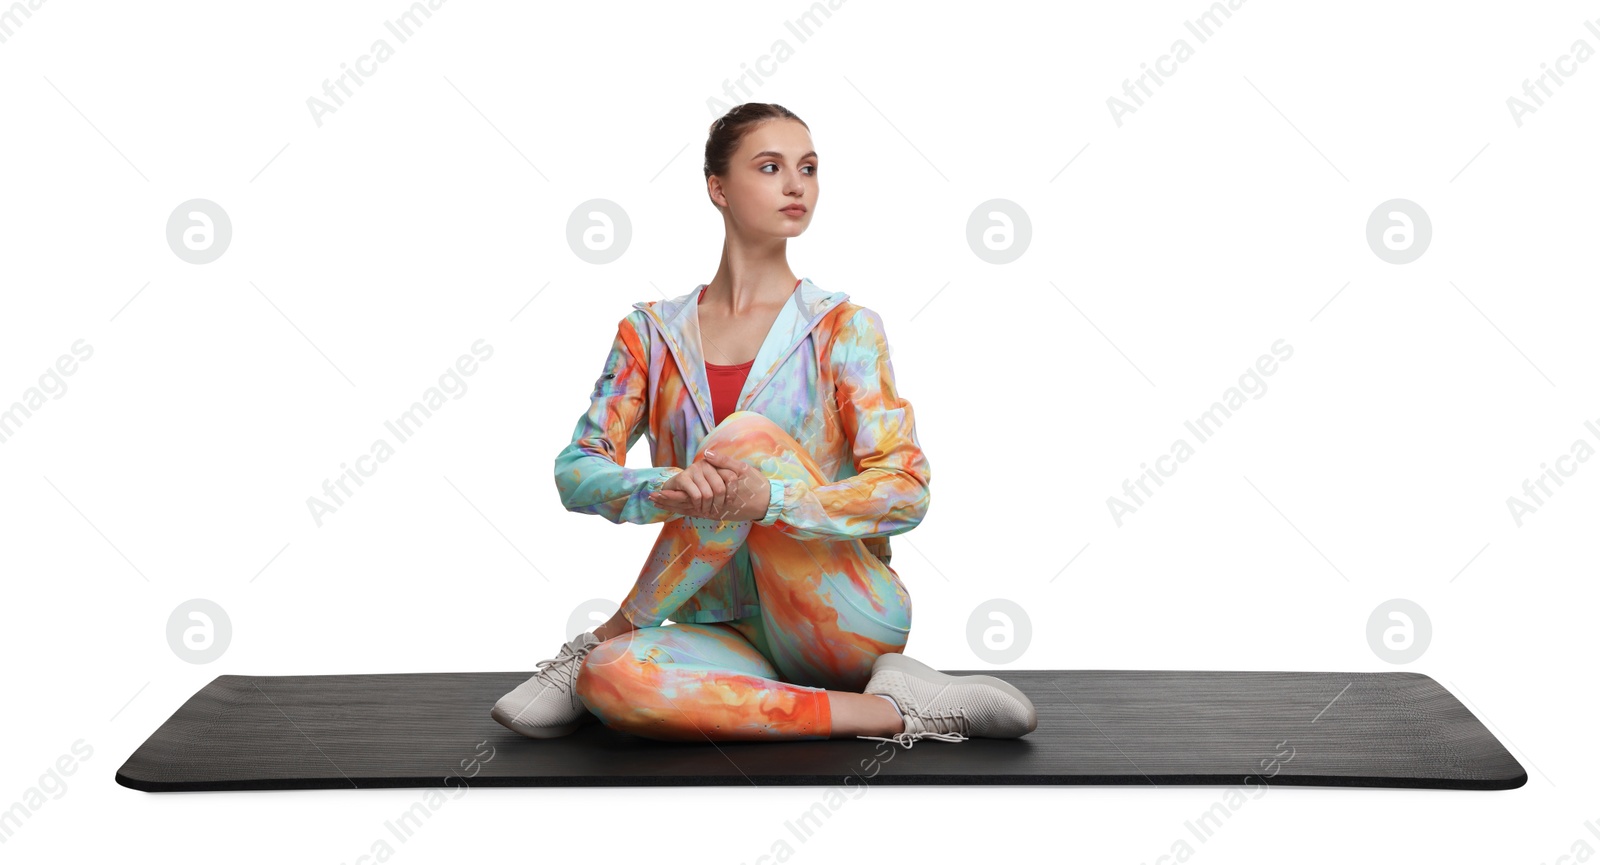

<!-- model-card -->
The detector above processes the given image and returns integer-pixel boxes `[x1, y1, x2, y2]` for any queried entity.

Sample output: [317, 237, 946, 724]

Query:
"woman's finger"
[715, 464, 742, 505]
[706, 466, 729, 517]
[687, 466, 713, 508]
[706, 465, 731, 517]
[715, 458, 757, 516]
[673, 464, 697, 503]
[648, 489, 687, 512]
[657, 489, 705, 517]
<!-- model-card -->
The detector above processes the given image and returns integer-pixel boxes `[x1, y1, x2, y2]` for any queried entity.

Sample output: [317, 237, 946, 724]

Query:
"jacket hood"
[633, 277, 850, 435]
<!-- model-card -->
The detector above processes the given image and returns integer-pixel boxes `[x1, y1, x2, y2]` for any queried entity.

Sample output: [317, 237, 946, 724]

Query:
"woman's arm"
[553, 312, 684, 525]
[760, 306, 932, 540]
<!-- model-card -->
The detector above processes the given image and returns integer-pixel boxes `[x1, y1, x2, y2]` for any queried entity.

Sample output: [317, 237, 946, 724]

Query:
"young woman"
[491, 103, 1037, 748]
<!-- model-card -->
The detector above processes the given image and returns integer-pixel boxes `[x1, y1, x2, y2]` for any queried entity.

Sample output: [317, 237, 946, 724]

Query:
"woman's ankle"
[826, 691, 905, 738]
[593, 609, 640, 643]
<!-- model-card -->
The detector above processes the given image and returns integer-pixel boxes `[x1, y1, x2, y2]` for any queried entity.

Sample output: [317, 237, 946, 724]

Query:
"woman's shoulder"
[617, 304, 658, 333]
[817, 299, 900, 366]
[821, 296, 889, 333]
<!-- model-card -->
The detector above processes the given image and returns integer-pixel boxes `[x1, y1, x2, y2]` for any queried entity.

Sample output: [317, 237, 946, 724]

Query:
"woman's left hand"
[649, 450, 771, 522]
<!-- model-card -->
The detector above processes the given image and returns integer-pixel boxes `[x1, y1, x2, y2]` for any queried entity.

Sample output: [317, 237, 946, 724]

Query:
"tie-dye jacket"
[553, 277, 932, 624]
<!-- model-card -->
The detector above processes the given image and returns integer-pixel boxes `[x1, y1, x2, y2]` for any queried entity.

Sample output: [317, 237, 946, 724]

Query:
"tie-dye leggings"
[573, 410, 913, 742]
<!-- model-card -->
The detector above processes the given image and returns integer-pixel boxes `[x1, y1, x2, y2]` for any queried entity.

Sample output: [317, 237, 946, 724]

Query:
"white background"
[2, 0, 1596, 862]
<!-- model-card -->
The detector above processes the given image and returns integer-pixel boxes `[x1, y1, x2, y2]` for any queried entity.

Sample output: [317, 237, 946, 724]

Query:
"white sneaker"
[490, 632, 603, 739]
[857, 652, 1038, 748]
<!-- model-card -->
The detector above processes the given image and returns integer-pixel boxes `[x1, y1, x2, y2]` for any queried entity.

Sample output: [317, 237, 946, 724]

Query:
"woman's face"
[711, 119, 817, 238]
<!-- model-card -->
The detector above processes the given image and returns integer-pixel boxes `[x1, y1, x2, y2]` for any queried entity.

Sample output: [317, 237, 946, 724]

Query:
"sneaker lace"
[532, 640, 591, 694]
[856, 706, 970, 748]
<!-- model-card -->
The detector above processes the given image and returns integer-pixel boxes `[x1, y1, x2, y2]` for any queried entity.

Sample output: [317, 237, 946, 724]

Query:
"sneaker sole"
[489, 703, 593, 739]
[873, 653, 1039, 734]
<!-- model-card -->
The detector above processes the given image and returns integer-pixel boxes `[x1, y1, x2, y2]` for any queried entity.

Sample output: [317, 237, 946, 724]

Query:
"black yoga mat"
[115, 669, 1526, 791]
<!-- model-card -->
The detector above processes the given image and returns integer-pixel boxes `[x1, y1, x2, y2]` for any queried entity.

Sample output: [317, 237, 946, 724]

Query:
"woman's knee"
[698, 410, 784, 458]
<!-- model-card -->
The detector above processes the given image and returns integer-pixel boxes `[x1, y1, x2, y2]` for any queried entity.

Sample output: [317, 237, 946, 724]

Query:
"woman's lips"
[781, 206, 807, 216]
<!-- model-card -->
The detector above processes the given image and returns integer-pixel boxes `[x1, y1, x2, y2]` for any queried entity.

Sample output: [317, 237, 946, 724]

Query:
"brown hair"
[703, 103, 808, 181]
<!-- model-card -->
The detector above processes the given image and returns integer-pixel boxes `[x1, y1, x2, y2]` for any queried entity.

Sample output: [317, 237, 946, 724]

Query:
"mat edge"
[111, 770, 1529, 793]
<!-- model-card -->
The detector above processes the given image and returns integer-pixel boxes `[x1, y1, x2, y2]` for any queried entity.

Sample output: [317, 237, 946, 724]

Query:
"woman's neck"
[702, 247, 798, 314]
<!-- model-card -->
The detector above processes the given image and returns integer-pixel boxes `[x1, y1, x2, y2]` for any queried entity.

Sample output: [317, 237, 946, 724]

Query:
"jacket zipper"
[737, 300, 842, 411]
[637, 296, 844, 620]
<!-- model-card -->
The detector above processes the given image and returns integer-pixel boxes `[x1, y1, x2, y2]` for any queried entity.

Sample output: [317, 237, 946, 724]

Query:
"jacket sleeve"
[553, 312, 684, 525]
[761, 306, 932, 540]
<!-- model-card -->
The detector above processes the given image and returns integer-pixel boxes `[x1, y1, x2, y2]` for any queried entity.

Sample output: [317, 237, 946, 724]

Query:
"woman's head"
[703, 103, 816, 238]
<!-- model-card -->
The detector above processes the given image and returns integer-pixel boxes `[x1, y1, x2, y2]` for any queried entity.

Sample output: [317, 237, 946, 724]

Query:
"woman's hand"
[648, 450, 771, 522]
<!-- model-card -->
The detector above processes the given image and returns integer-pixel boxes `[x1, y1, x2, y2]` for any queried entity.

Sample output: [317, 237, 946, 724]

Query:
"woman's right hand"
[655, 463, 740, 517]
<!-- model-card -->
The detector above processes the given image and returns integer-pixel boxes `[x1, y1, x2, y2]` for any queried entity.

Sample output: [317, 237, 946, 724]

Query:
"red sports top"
[700, 278, 802, 425]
